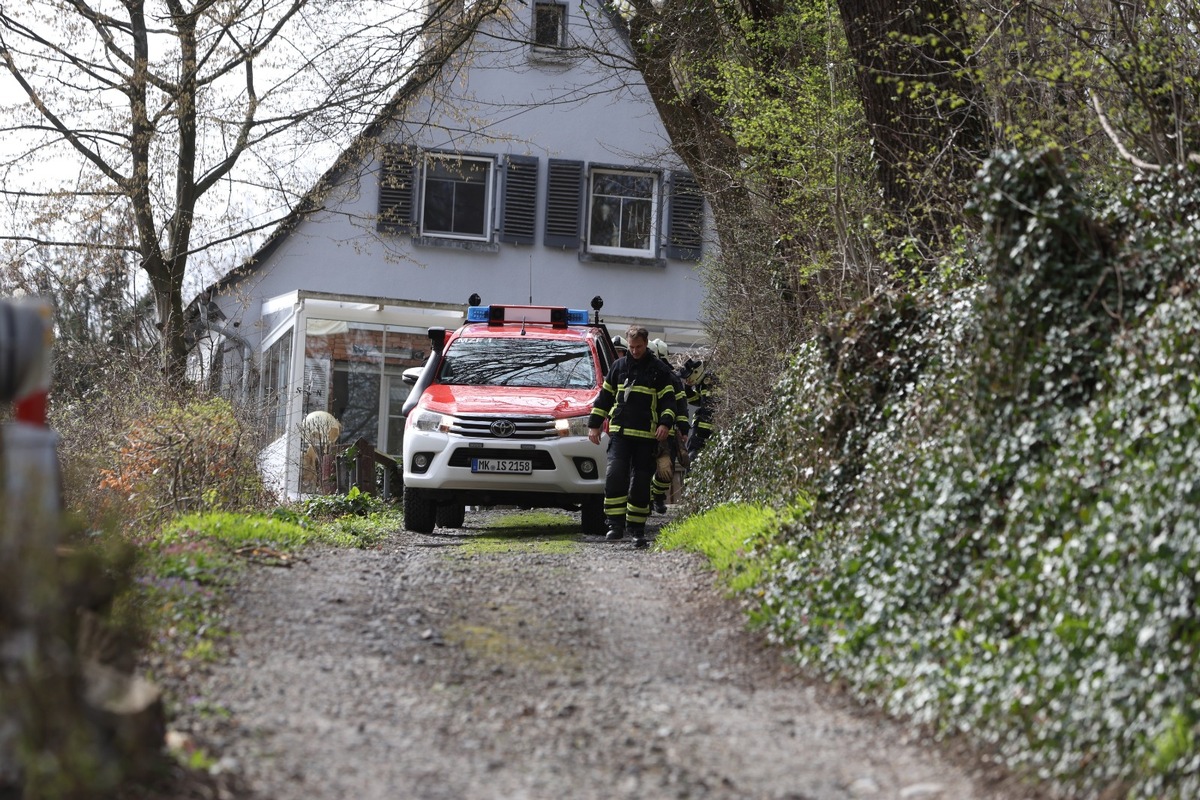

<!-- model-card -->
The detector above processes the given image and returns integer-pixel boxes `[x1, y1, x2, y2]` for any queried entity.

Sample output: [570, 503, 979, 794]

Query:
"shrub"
[95, 396, 267, 529]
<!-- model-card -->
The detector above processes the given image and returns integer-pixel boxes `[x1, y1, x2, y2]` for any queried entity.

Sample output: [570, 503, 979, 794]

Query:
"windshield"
[437, 336, 596, 389]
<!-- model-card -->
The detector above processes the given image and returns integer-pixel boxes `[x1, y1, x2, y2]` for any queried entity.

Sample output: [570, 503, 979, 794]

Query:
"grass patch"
[128, 506, 400, 671]
[657, 501, 806, 593]
[457, 510, 580, 555]
[488, 510, 577, 531]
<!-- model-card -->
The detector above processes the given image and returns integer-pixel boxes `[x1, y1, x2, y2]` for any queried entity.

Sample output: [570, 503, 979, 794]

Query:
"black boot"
[605, 518, 625, 541]
[630, 526, 647, 549]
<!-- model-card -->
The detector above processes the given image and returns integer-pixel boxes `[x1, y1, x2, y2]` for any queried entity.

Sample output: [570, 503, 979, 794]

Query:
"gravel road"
[153, 507, 1055, 800]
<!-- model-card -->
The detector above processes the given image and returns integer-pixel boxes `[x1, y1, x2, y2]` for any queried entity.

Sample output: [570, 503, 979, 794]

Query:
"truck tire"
[404, 487, 436, 533]
[436, 503, 466, 529]
[580, 496, 606, 536]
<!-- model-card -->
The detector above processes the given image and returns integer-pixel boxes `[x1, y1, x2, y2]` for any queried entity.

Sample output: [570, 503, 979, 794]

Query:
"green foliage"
[657, 502, 807, 594]
[288, 486, 387, 519]
[684, 287, 940, 516]
[679, 0, 882, 423]
[689, 151, 1200, 798]
[312, 508, 402, 549]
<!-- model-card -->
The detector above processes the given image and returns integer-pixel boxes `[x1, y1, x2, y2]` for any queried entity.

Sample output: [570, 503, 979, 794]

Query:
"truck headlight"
[411, 410, 454, 432]
[555, 415, 591, 437]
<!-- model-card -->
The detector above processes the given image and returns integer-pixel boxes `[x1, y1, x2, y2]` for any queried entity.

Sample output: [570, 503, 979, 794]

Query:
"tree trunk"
[836, 0, 990, 257]
[149, 263, 189, 386]
[620, 0, 847, 415]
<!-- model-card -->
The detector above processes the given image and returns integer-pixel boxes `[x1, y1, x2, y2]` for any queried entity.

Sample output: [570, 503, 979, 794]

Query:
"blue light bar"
[465, 304, 592, 327]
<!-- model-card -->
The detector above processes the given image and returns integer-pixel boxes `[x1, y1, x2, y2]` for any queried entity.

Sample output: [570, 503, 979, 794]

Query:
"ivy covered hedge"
[684, 151, 1200, 798]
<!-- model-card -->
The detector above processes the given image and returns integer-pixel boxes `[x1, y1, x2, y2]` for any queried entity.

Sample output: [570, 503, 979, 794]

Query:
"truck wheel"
[436, 503, 466, 528]
[580, 496, 606, 536]
[404, 487, 436, 533]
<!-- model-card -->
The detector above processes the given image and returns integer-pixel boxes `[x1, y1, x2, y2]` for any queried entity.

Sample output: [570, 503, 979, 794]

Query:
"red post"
[5, 299, 53, 426]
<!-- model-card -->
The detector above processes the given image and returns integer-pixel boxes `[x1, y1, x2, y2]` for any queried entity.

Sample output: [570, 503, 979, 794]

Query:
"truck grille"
[449, 414, 556, 440]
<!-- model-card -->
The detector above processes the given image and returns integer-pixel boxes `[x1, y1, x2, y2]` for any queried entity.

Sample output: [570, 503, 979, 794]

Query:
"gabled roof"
[192, 2, 515, 310]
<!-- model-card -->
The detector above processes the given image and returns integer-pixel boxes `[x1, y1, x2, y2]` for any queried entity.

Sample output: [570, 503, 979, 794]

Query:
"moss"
[454, 510, 581, 556]
[443, 605, 582, 675]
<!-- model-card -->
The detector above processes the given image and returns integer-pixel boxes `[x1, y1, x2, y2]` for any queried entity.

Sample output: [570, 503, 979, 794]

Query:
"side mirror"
[402, 367, 422, 386]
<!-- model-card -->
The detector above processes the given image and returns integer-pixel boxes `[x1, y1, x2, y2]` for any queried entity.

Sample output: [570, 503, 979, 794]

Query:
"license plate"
[471, 458, 532, 474]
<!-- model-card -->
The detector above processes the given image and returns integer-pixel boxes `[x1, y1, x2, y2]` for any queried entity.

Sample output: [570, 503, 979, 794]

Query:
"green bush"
[694, 151, 1200, 798]
[287, 486, 388, 519]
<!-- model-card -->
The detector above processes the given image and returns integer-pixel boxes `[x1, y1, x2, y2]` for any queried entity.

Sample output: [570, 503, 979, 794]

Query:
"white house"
[190, 0, 715, 497]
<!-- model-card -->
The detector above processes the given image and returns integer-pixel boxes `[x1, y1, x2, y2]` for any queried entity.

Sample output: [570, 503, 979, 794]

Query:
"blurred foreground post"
[0, 297, 61, 526]
[0, 297, 164, 797]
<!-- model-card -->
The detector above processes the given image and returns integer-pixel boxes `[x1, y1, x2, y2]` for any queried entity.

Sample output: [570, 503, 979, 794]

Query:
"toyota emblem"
[490, 419, 516, 438]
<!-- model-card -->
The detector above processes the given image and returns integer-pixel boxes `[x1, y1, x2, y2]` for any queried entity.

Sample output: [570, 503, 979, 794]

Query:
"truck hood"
[418, 384, 597, 418]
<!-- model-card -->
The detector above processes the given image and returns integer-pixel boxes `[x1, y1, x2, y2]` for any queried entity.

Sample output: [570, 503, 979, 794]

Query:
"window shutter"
[378, 144, 417, 233]
[666, 171, 704, 261]
[544, 159, 584, 248]
[499, 155, 539, 244]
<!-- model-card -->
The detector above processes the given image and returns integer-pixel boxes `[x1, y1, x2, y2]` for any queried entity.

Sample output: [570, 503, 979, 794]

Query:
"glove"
[655, 440, 674, 482]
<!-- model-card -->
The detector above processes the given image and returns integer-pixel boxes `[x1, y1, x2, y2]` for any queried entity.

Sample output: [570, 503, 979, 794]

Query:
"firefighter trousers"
[603, 434, 657, 529]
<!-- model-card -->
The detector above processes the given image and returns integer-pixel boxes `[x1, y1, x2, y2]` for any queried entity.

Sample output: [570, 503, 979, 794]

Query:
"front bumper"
[403, 428, 607, 496]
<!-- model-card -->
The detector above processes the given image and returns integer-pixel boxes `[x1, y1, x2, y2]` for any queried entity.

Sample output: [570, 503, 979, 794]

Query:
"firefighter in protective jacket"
[681, 358, 716, 462]
[587, 326, 677, 548]
[649, 338, 688, 514]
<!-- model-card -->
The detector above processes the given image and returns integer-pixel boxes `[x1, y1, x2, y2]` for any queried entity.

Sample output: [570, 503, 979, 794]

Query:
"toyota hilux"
[401, 302, 618, 534]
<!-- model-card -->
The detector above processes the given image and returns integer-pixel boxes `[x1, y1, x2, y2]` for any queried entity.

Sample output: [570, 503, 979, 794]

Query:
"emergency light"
[466, 304, 590, 327]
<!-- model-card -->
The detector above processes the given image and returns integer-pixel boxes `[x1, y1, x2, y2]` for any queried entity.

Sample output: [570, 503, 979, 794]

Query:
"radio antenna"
[529, 255, 533, 304]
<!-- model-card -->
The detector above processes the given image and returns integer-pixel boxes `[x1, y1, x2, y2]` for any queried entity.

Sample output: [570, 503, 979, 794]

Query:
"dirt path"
[160, 508, 1050, 800]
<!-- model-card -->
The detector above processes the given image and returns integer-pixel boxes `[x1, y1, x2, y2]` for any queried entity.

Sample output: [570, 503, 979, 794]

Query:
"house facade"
[192, 0, 714, 497]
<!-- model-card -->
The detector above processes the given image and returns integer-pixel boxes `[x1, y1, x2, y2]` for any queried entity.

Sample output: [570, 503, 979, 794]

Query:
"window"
[533, 3, 566, 48]
[587, 169, 657, 257]
[438, 337, 596, 389]
[262, 333, 293, 441]
[420, 153, 494, 241]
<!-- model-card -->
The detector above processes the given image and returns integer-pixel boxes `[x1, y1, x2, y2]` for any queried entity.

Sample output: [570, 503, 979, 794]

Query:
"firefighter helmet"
[650, 338, 669, 359]
[682, 358, 706, 385]
[612, 335, 628, 354]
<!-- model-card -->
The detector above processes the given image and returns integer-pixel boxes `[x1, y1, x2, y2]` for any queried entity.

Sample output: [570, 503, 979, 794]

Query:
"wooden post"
[353, 437, 377, 495]
[319, 453, 337, 494]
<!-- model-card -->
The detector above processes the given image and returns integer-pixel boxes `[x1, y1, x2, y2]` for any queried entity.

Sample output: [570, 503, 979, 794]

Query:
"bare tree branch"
[0, 0, 505, 382]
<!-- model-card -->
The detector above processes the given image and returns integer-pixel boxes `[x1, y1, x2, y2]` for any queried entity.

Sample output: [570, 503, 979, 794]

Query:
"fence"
[310, 437, 401, 501]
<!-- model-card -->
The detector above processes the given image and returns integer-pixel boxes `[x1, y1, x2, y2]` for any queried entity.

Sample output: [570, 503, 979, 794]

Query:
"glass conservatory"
[196, 290, 467, 499]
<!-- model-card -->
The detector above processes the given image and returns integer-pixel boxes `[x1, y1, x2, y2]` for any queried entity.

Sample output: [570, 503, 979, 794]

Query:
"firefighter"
[681, 358, 716, 462]
[649, 339, 688, 514]
[612, 335, 628, 358]
[587, 326, 677, 548]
